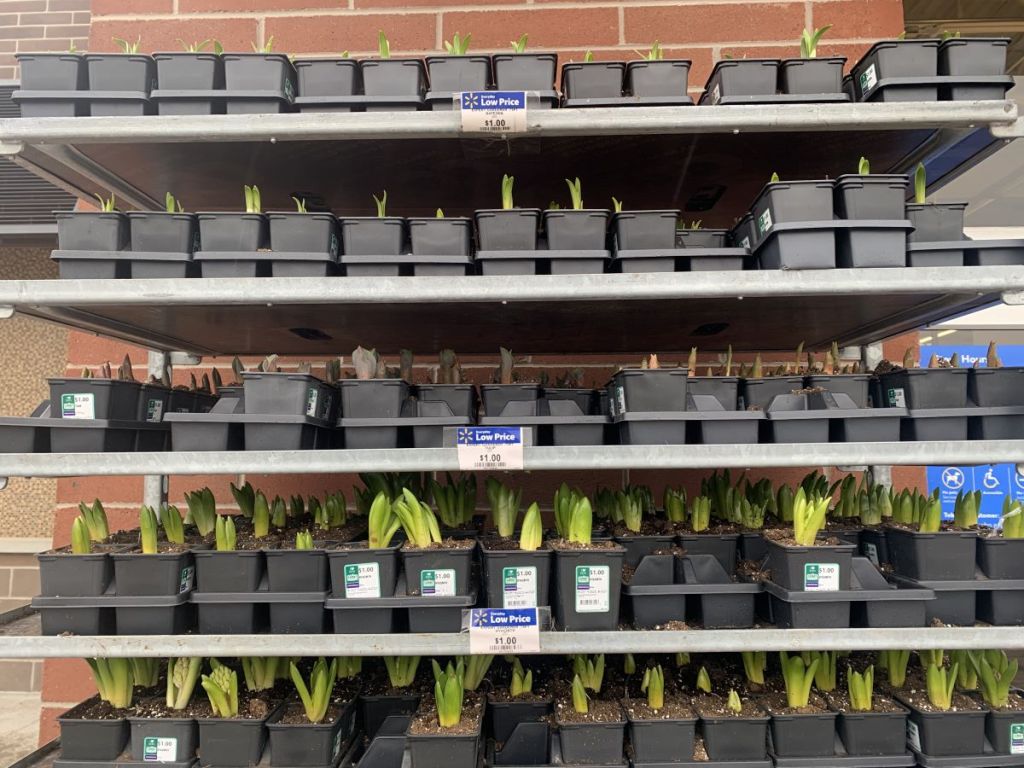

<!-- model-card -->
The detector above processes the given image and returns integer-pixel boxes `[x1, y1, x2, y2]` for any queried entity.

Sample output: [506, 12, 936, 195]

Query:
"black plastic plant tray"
[38, 418, 169, 453]
[164, 411, 243, 451]
[634, 762, 771, 768]
[754, 221, 837, 270]
[769, 733, 915, 768]
[33, 591, 191, 636]
[475, 250, 611, 275]
[835, 220, 914, 268]
[149, 89, 224, 110]
[194, 250, 271, 277]
[191, 588, 328, 634]
[54, 752, 196, 768]
[831, 408, 906, 443]
[479, 415, 609, 446]
[889, 572, 1024, 625]
[485, 732, 626, 768]
[336, 416, 470, 450]
[699, 92, 851, 105]
[901, 407, 975, 441]
[51, 249, 130, 279]
[861, 75, 1014, 102]
[687, 394, 765, 445]
[966, 239, 1024, 266]
[339, 253, 474, 277]
[967, 406, 1024, 440]
[296, 94, 424, 111]
[609, 248, 677, 273]
[906, 241, 966, 267]
[125, 251, 196, 279]
[614, 411, 701, 445]
[11, 90, 87, 117]
[910, 741, 1024, 768]
[327, 576, 476, 634]
[0, 416, 49, 453]
[219, 90, 293, 113]
[562, 95, 694, 107]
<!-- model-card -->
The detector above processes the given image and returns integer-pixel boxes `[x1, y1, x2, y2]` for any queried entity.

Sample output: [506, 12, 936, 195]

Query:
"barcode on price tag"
[456, 427, 524, 471]
[459, 91, 528, 134]
[468, 608, 540, 654]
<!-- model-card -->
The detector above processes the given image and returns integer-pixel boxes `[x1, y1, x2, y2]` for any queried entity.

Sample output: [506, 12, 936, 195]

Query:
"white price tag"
[456, 427, 524, 471]
[61, 393, 95, 419]
[469, 608, 540, 654]
[145, 398, 164, 422]
[343, 562, 381, 598]
[502, 566, 538, 609]
[420, 568, 456, 596]
[1010, 723, 1024, 755]
[143, 736, 178, 763]
[575, 565, 611, 613]
[887, 387, 906, 407]
[804, 563, 840, 592]
[459, 91, 528, 134]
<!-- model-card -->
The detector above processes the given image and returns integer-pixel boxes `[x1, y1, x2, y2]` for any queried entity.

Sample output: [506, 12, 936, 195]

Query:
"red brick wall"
[0, 0, 91, 81]
[40, 0, 910, 745]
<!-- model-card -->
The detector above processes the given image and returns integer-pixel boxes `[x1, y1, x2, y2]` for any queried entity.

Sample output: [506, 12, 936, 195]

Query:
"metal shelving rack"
[0, 101, 1022, 654]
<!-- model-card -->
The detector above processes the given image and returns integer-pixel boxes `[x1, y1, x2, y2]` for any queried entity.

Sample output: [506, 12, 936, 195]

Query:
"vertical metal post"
[143, 350, 169, 510]
[861, 342, 893, 488]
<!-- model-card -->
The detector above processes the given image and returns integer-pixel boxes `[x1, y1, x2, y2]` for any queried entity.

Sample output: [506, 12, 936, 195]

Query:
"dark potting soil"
[896, 687, 985, 713]
[548, 539, 622, 551]
[402, 538, 476, 551]
[276, 700, 347, 725]
[624, 697, 695, 720]
[885, 521, 977, 534]
[763, 528, 848, 547]
[189, 694, 274, 720]
[612, 520, 672, 537]
[481, 536, 551, 552]
[132, 695, 213, 719]
[66, 697, 130, 721]
[488, 685, 553, 704]
[408, 694, 483, 735]
[555, 697, 624, 724]
[760, 690, 830, 715]
[736, 560, 770, 582]
[119, 542, 193, 555]
[693, 736, 710, 761]
[677, 523, 742, 536]
[693, 694, 765, 719]
[988, 692, 1024, 711]
[825, 691, 905, 714]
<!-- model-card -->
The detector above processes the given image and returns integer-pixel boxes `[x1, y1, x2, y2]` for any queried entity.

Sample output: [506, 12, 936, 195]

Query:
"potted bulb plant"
[407, 212, 474, 270]
[610, 484, 673, 567]
[780, 26, 845, 95]
[885, 489, 978, 581]
[767, 652, 838, 758]
[765, 488, 855, 591]
[340, 191, 406, 269]
[626, 42, 691, 98]
[15, 46, 86, 116]
[609, 353, 689, 416]
[625, 663, 698, 764]
[481, 493, 551, 609]
[267, 196, 340, 276]
[127, 192, 199, 277]
[414, 349, 475, 418]
[975, 650, 1024, 754]
[426, 33, 491, 100]
[852, 36, 940, 102]
[687, 346, 741, 409]
[562, 50, 625, 100]
[294, 52, 360, 113]
[39, 501, 118, 598]
[128, 657, 202, 763]
[58, 658, 140, 761]
[487, 658, 552, 761]
[480, 347, 540, 417]
[222, 36, 296, 114]
[85, 36, 155, 115]
[610, 198, 680, 270]
[556, 661, 626, 764]
[406, 659, 484, 768]
[906, 162, 967, 245]
[543, 177, 610, 274]
[694, 677, 770, 762]
[266, 658, 353, 766]
[338, 346, 410, 420]
[492, 34, 557, 102]
[55, 190, 129, 257]
[835, 156, 909, 221]
[978, 497, 1024, 580]
[197, 184, 271, 277]
[152, 39, 223, 115]
[968, 341, 1024, 408]
[196, 659, 279, 767]
[475, 175, 542, 274]
[361, 31, 427, 110]
[940, 35, 1010, 100]
[393, 488, 476, 599]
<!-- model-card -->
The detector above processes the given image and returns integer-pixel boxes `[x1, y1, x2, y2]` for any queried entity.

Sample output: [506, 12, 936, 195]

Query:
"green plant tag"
[145, 397, 164, 422]
[61, 393, 94, 419]
[421, 568, 456, 596]
[305, 387, 319, 417]
[502, 566, 538, 609]
[575, 565, 610, 613]
[143, 736, 178, 762]
[887, 387, 906, 407]
[859, 64, 878, 94]
[1011, 724, 1024, 755]
[343, 562, 381, 598]
[179, 566, 194, 593]
[756, 208, 773, 237]
[804, 563, 839, 591]
[863, 542, 879, 566]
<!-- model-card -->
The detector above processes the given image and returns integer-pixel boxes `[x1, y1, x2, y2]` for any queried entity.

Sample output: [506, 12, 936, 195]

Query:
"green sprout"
[1001, 497, 1023, 538]
[663, 487, 686, 524]
[510, 658, 533, 697]
[848, 665, 874, 712]
[636, 41, 664, 60]
[383, 656, 420, 688]
[201, 660, 239, 718]
[165, 192, 184, 213]
[858, 157, 870, 175]
[140, 505, 159, 555]
[290, 658, 337, 724]
[519, 503, 543, 551]
[951, 650, 978, 690]
[292, 196, 308, 213]
[780, 651, 819, 709]
[163, 505, 185, 545]
[113, 36, 142, 54]
[230, 483, 255, 518]
[487, 477, 523, 538]
[727, 689, 742, 712]
[184, 487, 217, 536]
[919, 493, 942, 533]
[131, 658, 159, 688]
[799, 25, 831, 58]
[510, 34, 529, 54]
[71, 517, 91, 554]
[251, 36, 275, 53]
[178, 38, 222, 54]
[690, 495, 711, 532]
[624, 653, 636, 675]
[696, 666, 712, 693]
[741, 651, 766, 685]
[444, 33, 472, 55]
[584, 51, 595, 62]
[296, 530, 314, 550]
[914, 163, 927, 205]
[87, 658, 134, 709]
[432, 659, 466, 728]
[975, 650, 1019, 709]
[166, 657, 203, 710]
[809, 651, 837, 692]
[368, 491, 401, 549]
[378, 30, 391, 59]
[393, 488, 442, 548]
[565, 178, 584, 210]
[79, 500, 110, 541]
[641, 664, 665, 710]
[571, 674, 589, 713]
[770, 172, 780, 183]
[675, 652, 690, 667]
[573, 654, 605, 692]
[501, 174, 515, 210]
[270, 496, 287, 529]
[457, 655, 494, 692]
[924, 657, 958, 711]
[338, 657, 362, 679]
[436, 208, 444, 218]
[792, 489, 829, 546]
[241, 657, 279, 691]
[555, 487, 592, 545]
[94, 193, 117, 212]
[953, 490, 980, 529]
[215, 515, 236, 552]
[373, 191, 388, 217]
[429, 473, 477, 530]
[253, 491, 270, 538]
[616, 489, 643, 534]
[243, 185, 261, 214]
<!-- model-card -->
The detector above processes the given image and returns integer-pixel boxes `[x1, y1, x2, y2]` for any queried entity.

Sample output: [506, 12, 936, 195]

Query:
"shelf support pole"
[861, 342, 893, 489]
[143, 350, 169, 510]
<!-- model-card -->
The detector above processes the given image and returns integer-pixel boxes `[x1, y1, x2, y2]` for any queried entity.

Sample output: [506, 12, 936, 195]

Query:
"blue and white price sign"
[459, 91, 527, 134]
[456, 426, 524, 471]
[468, 608, 540, 654]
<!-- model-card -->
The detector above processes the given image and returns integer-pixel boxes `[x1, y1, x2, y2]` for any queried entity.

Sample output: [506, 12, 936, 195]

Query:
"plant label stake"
[467, 607, 540, 654]
[459, 91, 528, 135]
[457, 426, 524, 471]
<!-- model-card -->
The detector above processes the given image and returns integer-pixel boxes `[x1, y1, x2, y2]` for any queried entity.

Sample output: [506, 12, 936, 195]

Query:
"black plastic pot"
[676, 229, 728, 248]
[56, 211, 129, 253]
[18, 52, 85, 91]
[128, 211, 198, 255]
[49, 377, 140, 422]
[859, 528, 890, 567]
[805, 374, 872, 409]
[898, 696, 987, 756]
[266, 700, 351, 767]
[543, 210, 609, 251]
[403, 544, 475, 597]
[836, 707, 908, 756]
[552, 546, 625, 630]
[129, 715, 198, 762]
[197, 212, 269, 251]
[493, 53, 558, 92]
[340, 217, 405, 256]
[977, 537, 1024, 580]
[608, 368, 688, 415]
[765, 539, 854, 591]
[780, 57, 845, 95]
[152, 52, 222, 114]
[741, 376, 804, 410]
[750, 180, 835, 244]
[59, 698, 130, 761]
[835, 174, 909, 221]
[557, 718, 625, 764]
[39, 551, 114, 597]
[906, 202, 966, 243]
[328, 543, 400, 598]
[223, 53, 296, 113]
[361, 692, 420, 741]
[426, 55, 491, 93]
[704, 59, 779, 102]
[885, 527, 978, 581]
[415, 384, 475, 418]
[243, 371, 336, 420]
[987, 707, 1024, 754]
[361, 58, 426, 99]
[113, 551, 194, 596]
[611, 210, 678, 250]
[878, 367, 968, 409]
[481, 544, 551, 608]
[700, 713, 769, 761]
[407, 716, 482, 768]
[480, 383, 540, 417]
[626, 60, 691, 97]
[408, 218, 472, 256]
[197, 709, 276, 768]
[264, 548, 328, 592]
[940, 37, 1010, 99]
[562, 62, 625, 99]
[295, 58, 359, 98]
[628, 713, 697, 764]
[731, 213, 757, 252]
[853, 40, 940, 102]
[676, 533, 738, 574]
[85, 53, 155, 115]
[476, 209, 541, 251]
[614, 533, 676, 569]
[489, 698, 552, 745]
[770, 710, 837, 757]
[269, 212, 339, 256]
[969, 367, 1024, 407]
[687, 376, 740, 411]
[338, 379, 409, 419]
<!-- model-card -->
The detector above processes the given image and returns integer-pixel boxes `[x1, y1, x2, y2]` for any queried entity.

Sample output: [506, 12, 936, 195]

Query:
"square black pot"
[941, 38, 1009, 98]
[340, 217, 405, 256]
[481, 545, 552, 608]
[765, 539, 854, 591]
[197, 602, 264, 635]
[562, 62, 625, 99]
[408, 218, 473, 256]
[415, 384, 475, 418]
[805, 374, 872, 408]
[977, 537, 1024, 580]
[976, 589, 1024, 626]
[129, 716, 198, 762]
[969, 367, 1024, 407]
[338, 379, 409, 418]
[402, 545, 475, 597]
[906, 202, 966, 243]
[38, 552, 113, 597]
[704, 59, 779, 101]
[836, 708, 908, 756]
[552, 546, 625, 630]
[295, 58, 360, 97]
[269, 213, 340, 256]
[885, 527, 977, 581]
[328, 544, 400, 598]
[480, 384, 540, 418]
[780, 57, 845, 95]
[18, 53, 85, 91]
[154, 52, 221, 89]
[243, 371, 336, 420]
[676, 534, 738, 574]
[987, 708, 1024, 754]
[476, 209, 541, 251]
[361, 692, 420, 741]
[197, 710, 275, 768]
[197, 213, 269, 251]
[878, 368, 968, 409]
[265, 548, 328, 592]
[612, 210, 678, 250]
[112, 551, 194, 596]
[853, 40, 939, 101]
[741, 377, 804, 410]
[700, 714, 769, 761]
[59, 698, 130, 761]
[223, 53, 296, 113]
[608, 368, 688, 414]
[899, 698, 987, 756]
[489, 698, 552, 745]
[835, 174, 909, 220]
[628, 715, 697, 764]
[49, 378, 140, 422]
[56, 211, 129, 252]
[128, 212, 198, 254]
[426, 55, 491, 92]
[361, 59, 427, 97]
[266, 702, 351, 767]
[615, 533, 676, 569]
[770, 710, 837, 757]
[493, 53, 557, 91]
[86, 53, 155, 93]
[407, 720, 482, 768]
[557, 719, 625, 764]
[626, 60, 690, 96]
[268, 601, 328, 634]
[750, 181, 835, 244]
[543, 210, 609, 250]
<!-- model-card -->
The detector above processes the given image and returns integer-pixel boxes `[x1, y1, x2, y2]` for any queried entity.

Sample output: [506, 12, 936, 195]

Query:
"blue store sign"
[922, 345, 1024, 526]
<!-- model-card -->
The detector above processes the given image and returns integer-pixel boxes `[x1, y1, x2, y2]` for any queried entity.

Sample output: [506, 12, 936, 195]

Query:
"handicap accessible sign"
[922, 345, 1024, 528]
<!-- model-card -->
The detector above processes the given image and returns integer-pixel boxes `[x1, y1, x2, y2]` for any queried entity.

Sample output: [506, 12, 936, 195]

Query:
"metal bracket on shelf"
[0, 306, 13, 320]
[0, 140, 23, 157]
[0, 477, 8, 492]
[143, 350, 169, 510]
[1002, 290, 1024, 305]
[170, 352, 201, 366]
[990, 116, 1024, 139]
